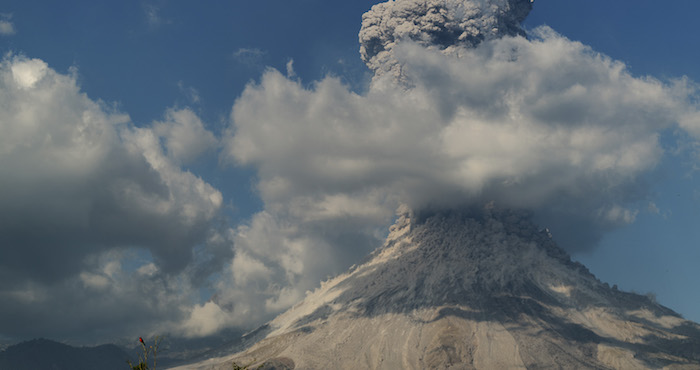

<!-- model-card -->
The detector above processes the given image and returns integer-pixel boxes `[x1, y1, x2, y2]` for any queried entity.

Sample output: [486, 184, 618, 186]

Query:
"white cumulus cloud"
[0, 54, 229, 341]
[0, 13, 15, 36]
[217, 26, 700, 323]
[152, 107, 218, 164]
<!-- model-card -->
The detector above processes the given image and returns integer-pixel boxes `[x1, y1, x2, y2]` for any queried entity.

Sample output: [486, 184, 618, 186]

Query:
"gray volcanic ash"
[360, 0, 533, 82]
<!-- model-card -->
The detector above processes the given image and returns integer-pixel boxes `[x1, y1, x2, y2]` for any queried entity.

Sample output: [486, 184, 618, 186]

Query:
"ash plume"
[359, 0, 533, 82]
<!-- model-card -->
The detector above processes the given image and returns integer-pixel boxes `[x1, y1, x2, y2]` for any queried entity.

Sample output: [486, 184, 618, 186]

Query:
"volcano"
[174, 206, 700, 369]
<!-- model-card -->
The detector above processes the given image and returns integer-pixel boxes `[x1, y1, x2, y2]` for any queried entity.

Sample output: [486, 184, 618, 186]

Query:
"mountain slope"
[175, 207, 700, 369]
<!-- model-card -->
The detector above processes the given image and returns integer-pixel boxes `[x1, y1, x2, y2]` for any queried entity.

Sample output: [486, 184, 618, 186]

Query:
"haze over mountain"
[176, 208, 700, 369]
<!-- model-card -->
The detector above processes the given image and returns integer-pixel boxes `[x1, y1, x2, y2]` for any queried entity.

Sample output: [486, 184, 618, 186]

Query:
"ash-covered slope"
[176, 207, 700, 369]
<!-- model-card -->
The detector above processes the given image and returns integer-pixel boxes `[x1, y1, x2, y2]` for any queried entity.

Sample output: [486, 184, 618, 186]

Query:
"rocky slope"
[174, 207, 700, 369]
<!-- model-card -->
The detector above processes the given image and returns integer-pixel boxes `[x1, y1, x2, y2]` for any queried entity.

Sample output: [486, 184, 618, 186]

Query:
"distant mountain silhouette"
[0, 338, 131, 370]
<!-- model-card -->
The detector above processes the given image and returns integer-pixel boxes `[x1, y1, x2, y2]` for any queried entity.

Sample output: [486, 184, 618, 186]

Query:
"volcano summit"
[172, 0, 700, 367]
[176, 207, 700, 369]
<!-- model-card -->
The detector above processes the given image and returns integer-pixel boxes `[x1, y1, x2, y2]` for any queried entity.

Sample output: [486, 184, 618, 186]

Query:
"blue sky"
[1, 0, 699, 344]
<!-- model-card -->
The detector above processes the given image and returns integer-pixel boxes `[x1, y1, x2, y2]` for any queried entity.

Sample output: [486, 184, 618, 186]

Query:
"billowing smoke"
[218, 0, 700, 327]
[360, 0, 533, 82]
